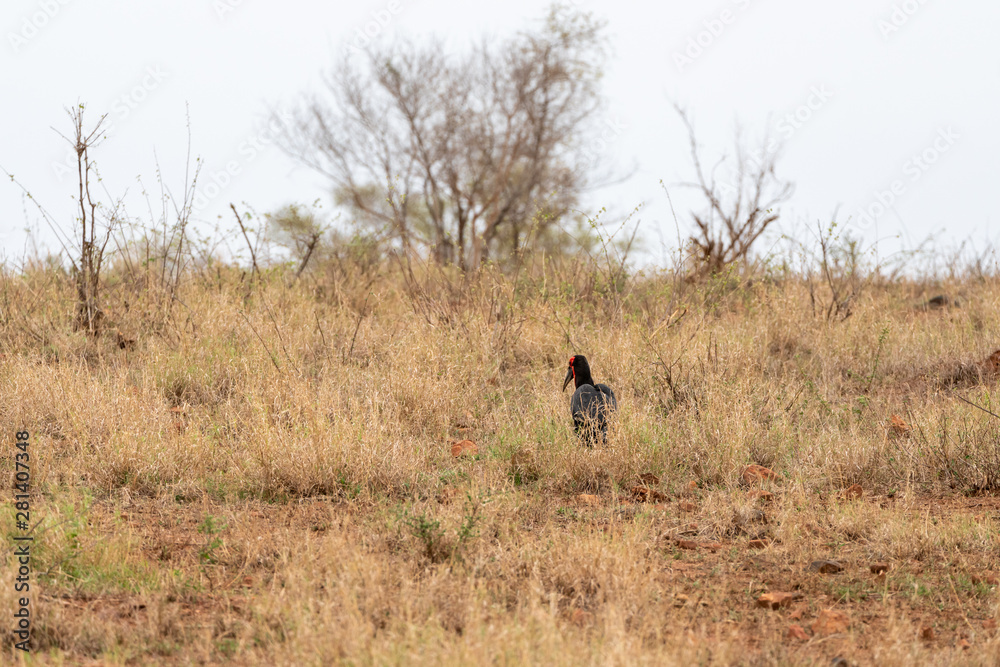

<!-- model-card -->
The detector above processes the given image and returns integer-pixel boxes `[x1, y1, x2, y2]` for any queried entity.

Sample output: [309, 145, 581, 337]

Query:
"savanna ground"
[3, 254, 1000, 665]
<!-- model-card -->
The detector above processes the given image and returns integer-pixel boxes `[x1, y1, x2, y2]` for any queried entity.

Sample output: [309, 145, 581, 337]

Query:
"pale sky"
[1, 0, 997, 268]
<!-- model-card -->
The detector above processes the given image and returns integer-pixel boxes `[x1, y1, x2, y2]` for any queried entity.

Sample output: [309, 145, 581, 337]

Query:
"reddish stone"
[811, 609, 849, 636]
[451, 440, 478, 457]
[757, 591, 803, 610]
[631, 486, 667, 503]
[742, 465, 779, 485]
[843, 484, 863, 500]
[809, 560, 844, 574]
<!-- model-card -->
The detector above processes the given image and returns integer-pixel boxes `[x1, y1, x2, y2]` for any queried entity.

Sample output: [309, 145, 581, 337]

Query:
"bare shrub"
[674, 104, 794, 278]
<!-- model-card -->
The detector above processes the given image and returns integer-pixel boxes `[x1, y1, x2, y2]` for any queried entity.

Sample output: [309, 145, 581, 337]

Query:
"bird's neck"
[576, 371, 595, 388]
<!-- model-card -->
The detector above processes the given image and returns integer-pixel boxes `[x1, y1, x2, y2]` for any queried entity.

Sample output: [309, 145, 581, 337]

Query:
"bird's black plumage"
[562, 355, 617, 445]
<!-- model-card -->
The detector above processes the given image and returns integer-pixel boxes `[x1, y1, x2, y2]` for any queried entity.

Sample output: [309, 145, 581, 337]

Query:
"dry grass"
[2, 258, 1000, 665]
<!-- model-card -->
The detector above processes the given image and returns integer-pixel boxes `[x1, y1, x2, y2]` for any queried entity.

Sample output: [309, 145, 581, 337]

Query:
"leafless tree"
[674, 104, 794, 277]
[58, 106, 116, 333]
[276, 4, 608, 270]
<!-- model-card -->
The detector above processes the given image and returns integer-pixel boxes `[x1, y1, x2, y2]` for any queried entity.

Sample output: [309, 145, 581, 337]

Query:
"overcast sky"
[1, 0, 997, 268]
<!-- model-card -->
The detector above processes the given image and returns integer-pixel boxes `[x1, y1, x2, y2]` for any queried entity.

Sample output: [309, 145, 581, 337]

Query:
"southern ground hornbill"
[562, 355, 617, 445]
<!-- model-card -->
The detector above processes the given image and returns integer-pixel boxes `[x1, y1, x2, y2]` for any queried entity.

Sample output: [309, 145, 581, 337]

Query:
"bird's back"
[571, 383, 616, 443]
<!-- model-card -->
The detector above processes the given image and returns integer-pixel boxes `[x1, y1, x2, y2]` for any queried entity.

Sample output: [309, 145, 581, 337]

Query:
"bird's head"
[562, 354, 591, 391]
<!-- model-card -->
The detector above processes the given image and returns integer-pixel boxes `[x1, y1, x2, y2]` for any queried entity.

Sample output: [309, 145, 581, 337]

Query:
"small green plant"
[454, 493, 481, 559]
[197, 514, 227, 565]
[865, 324, 890, 393]
[832, 581, 869, 603]
[37, 495, 89, 584]
[401, 494, 482, 564]
[404, 511, 447, 562]
[216, 638, 239, 658]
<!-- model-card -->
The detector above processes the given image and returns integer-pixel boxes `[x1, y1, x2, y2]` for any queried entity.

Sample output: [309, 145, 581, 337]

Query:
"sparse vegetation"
[2, 243, 1000, 665]
[1, 7, 997, 662]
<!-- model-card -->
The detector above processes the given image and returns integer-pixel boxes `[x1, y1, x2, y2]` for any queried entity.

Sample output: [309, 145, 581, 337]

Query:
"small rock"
[983, 618, 997, 630]
[921, 294, 957, 310]
[919, 626, 934, 641]
[830, 658, 850, 667]
[986, 351, 1000, 373]
[576, 494, 601, 507]
[749, 489, 775, 502]
[788, 605, 807, 621]
[631, 485, 667, 503]
[701, 541, 722, 551]
[757, 591, 803, 610]
[451, 440, 478, 458]
[742, 464, 779, 485]
[570, 608, 594, 627]
[958, 638, 971, 650]
[811, 609, 849, 636]
[679, 500, 698, 512]
[888, 414, 911, 438]
[870, 562, 889, 575]
[639, 472, 660, 485]
[842, 484, 863, 500]
[786, 624, 809, 641]
[686, 480, 698, 493]
[748, 538, 770, 549]
[986, 574, 999, 586]
[677, 539, 698, 550]
[809, 560, 844, 574]
[673, 593, 689, 607]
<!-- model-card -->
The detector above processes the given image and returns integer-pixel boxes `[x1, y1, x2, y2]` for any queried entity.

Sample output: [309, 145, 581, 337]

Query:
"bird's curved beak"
[562, 366, 574, 392]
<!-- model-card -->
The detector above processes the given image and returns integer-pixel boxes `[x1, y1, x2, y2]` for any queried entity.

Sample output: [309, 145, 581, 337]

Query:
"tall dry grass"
[2, 254, 1000, 664]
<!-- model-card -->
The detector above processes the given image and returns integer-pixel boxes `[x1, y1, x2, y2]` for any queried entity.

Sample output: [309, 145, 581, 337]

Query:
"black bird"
[562, 355, 617, 445]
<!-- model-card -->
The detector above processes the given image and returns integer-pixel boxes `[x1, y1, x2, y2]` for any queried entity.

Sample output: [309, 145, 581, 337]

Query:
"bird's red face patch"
[569, 356, 576, 380]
